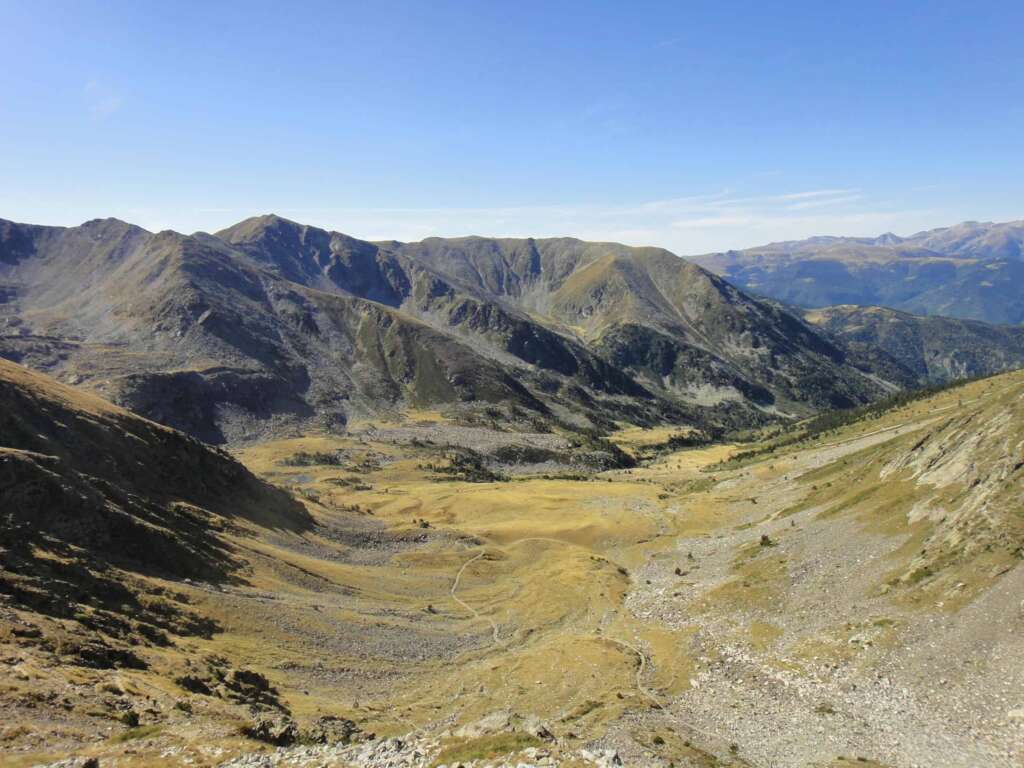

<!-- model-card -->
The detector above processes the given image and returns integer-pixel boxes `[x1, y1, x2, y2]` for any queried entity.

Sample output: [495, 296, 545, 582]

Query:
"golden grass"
[205, 433, 689, 737]
[431, 732, 542, 766]
[228, 370, 1021, 747]
[177, 371, 1018, 738]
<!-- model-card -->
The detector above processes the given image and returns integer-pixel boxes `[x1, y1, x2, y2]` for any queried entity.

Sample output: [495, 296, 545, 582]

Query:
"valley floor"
[4, 376, 1024, 767]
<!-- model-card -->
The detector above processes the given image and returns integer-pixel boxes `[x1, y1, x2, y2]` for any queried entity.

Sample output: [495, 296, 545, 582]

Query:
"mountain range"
[2, 214, 1024, 444]
[693, 219, 1024, 324]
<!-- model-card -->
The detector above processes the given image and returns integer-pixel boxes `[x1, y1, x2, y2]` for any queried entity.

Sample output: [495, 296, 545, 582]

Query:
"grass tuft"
[432, 732, 542, 766]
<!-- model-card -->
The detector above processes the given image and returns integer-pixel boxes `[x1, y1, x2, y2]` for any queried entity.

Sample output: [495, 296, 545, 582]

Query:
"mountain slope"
[804, 305, 1024, 383]
[693, 219, 1024, 323]
[217, 216, 654, 404]
[220, 216, 855, 416]
[0, 356, 309, 667]
[2, 352, 1022, 766]
[360, 229, 889, 412]
[622, 369, 1024, 768]
[908, 218, 1024, 259]
[1, 212, 896, 441]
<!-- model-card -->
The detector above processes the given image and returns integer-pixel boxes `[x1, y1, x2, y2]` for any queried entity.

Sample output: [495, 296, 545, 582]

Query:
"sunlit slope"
[620, 370, 1024, 767]
[738, 370, 1024, 603]
[1, 361, 1020, 766]
[805, 304, 1024, 383]
[811, 372, 1023, 601]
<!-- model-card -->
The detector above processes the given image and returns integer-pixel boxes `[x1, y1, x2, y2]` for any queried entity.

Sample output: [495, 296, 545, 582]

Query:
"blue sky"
[2, 0, 1022, 253]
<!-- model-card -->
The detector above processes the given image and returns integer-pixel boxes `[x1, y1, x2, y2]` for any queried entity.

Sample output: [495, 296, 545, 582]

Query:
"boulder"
[453, 710, 513, 738]
[244, 715, 298, 746]
[303, 715, 364, 744]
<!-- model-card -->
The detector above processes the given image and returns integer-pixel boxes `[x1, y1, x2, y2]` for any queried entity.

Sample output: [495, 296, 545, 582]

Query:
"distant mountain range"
[692, 219, 1024, 324]
[3, 214, 1024, 443]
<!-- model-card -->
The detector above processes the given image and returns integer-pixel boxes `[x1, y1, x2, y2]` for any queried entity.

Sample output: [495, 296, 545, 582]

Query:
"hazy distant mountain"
[908, 219, 1024, 259]
[693, 219, 1024, 324]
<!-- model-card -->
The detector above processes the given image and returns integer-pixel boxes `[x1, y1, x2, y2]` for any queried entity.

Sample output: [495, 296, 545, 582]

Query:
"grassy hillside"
[0, 359, 316, 762]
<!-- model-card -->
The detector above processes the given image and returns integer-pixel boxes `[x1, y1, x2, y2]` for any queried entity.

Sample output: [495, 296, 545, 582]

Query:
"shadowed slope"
[384, 232, 886, 413]
[223, 217, 891, 415]
[0, 357, 310, 650]
[219, 215, 659, 401]
[1, 217, 606, 441]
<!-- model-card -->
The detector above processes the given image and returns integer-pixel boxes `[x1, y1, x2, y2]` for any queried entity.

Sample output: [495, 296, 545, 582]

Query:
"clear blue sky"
[2, 0, 1022, 253]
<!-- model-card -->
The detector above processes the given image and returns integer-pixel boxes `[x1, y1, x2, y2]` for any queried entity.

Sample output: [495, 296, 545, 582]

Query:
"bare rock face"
[453, 710, 515, 739]
[452, 710, 556, 743]
[303, 715, 366, 745]
[244, 715, 299, 746]
[174, 656, 286, 711]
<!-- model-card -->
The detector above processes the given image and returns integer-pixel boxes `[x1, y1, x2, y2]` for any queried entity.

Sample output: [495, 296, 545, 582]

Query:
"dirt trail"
[449, 528, 769, 766]
[450, 549, 505, 646]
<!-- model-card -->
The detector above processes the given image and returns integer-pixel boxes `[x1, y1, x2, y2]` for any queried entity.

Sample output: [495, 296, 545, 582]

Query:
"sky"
[1, 0, 1022, 254]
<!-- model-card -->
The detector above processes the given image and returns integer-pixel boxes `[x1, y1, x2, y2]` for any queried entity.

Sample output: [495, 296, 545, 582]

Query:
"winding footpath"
[451, 549, 505, 646]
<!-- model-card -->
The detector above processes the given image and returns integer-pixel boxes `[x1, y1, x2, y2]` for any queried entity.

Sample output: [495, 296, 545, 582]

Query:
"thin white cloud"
[256, 189, 936, 254]
[671, 216, 756, 229]
[786, 193, 864, 211]
[84, 80, 123, 117]
[775, 188, 857, 201]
